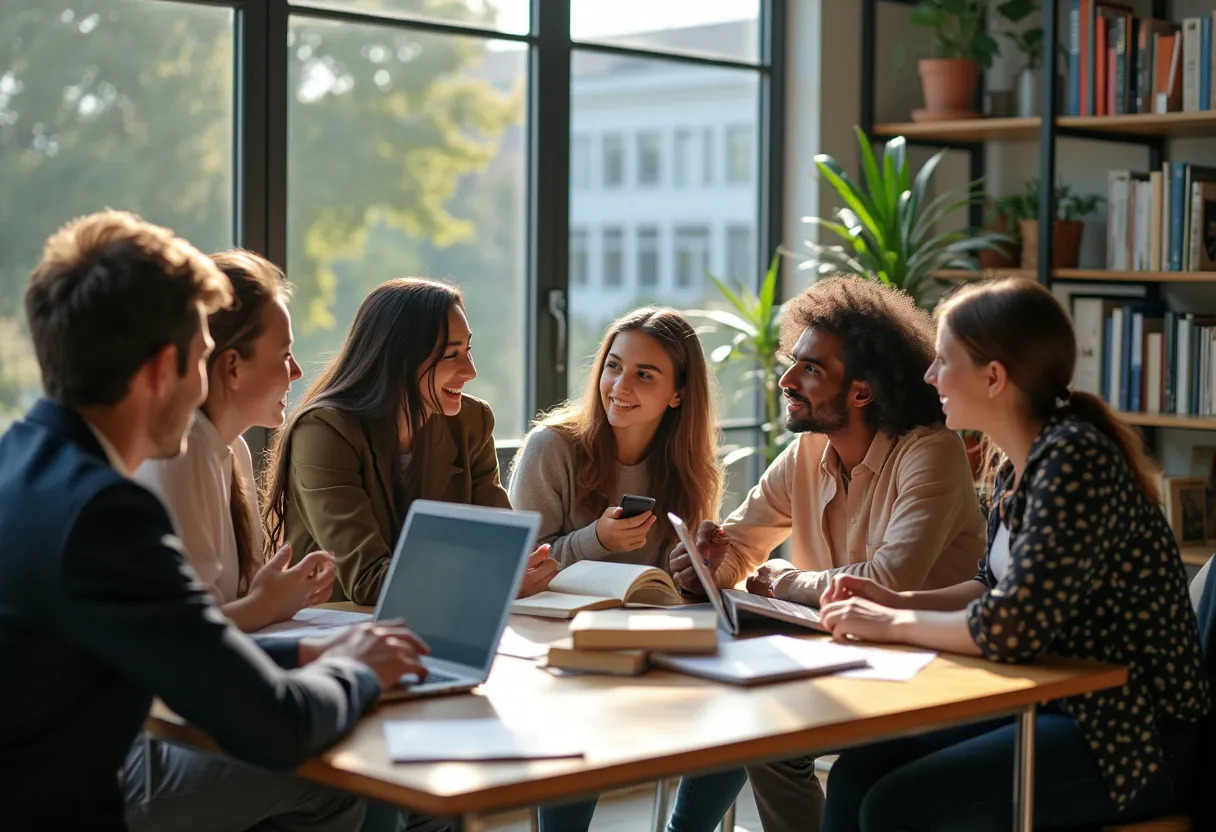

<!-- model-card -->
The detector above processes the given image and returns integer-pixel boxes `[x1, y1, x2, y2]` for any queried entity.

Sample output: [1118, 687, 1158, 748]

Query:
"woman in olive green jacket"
[262, 278, 557, 606]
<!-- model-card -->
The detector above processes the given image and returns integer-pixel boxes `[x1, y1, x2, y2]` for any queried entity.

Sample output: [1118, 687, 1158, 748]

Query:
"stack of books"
[1066, 5, 1215, 116]
[545, 608, 718, 677]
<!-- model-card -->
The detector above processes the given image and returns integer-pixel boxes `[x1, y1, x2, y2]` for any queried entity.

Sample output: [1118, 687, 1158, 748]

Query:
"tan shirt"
[135, 413, 263, 605]
[715, 425, 986, 605]
[508, 425, 668, 569]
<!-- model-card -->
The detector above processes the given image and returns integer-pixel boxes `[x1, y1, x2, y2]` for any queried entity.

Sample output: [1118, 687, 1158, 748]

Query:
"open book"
[511, 561, 683, 618]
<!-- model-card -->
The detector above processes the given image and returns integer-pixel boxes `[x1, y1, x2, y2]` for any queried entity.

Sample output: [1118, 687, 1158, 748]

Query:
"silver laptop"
[668, 512, 825, 636]
[373, 500, 540, 701]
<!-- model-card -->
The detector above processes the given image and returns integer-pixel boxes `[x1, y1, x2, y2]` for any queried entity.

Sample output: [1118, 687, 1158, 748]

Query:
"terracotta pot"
[915, 58, 981, 120]
[1019, 219, 1085, 270]
[978, 213, 1022, 270]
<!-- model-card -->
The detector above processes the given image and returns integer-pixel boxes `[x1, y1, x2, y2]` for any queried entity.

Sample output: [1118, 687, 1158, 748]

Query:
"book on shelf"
[569, 608, 718, 653]
[1065, 3, 1216, 116]
[545, 638, 648, 676]
[511, 561, 683, 619]
[1104, 164, 1216, 273]
[1072, 299, 1216, 419]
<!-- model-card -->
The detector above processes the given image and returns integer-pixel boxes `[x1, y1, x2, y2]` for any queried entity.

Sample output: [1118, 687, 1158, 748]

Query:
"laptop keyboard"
[398, 669, 460, 687]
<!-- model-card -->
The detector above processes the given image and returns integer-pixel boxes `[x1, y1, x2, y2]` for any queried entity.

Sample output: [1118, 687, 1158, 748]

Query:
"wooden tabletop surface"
[148, 609, 1127, 817]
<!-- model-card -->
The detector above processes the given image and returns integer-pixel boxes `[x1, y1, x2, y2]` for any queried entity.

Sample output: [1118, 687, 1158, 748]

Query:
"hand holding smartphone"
[618, 494, 656, 519]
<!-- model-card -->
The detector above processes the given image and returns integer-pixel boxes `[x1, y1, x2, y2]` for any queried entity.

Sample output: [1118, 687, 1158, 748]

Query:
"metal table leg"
[1013, 704, 1036, 832]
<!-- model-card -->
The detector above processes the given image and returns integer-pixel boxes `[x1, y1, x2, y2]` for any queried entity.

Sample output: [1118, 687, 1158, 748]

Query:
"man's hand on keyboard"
[320, 620, 431, 690]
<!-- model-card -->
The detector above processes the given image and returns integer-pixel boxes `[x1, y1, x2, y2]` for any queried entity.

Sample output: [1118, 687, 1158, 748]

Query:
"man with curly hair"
[668, 276, 985, 832]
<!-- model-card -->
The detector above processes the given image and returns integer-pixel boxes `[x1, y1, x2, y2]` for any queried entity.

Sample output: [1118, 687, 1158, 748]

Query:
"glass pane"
[286, 17, 527, 436]
[290, 0, 529, 36]
[567, 52, 762, 422]
[571, 0, 760, 63]
[720, 427, 763, 515]
[0, 0, 234, 430]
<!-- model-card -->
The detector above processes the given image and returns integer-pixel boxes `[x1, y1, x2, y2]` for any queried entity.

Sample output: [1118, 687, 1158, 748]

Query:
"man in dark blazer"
[0, 210, 428, 830]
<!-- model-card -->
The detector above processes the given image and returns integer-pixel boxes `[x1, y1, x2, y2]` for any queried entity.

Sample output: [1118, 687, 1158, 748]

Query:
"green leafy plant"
[996, 0, 1043, 70]
[796, 127, 1009, 308]
[909, 0, 1001, 69]
[684, 255, 789, 468]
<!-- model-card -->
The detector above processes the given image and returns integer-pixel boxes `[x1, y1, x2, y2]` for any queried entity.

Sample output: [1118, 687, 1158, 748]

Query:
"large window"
[285, 15, 527, 435]
[0, 0, 235, 429]
[4, 1, 784, 451]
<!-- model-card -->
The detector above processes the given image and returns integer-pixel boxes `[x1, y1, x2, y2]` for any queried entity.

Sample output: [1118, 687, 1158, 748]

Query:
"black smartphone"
[619, 494, 656, 519]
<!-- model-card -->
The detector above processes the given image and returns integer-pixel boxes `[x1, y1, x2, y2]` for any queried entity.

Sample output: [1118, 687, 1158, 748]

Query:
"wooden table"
[148, 611, 1127, 832]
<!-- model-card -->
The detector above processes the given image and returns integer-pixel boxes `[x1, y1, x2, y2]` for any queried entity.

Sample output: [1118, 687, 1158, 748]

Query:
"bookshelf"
[873, 111, 1216, 143]
[1179, 544, 1212, 567]
[938, 268, 1216, 283]
[1119, 412, 1216, 431]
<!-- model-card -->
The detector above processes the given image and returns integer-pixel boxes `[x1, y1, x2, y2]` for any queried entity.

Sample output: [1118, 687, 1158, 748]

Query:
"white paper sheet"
[836, 647, 937, 681]
[495, 626, 550, 660]
[255, 608, 372, 640]
[383, 719, 584, 762]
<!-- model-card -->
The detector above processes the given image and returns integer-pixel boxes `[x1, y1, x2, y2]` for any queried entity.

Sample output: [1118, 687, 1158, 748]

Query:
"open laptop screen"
[376, 511, 529, 669]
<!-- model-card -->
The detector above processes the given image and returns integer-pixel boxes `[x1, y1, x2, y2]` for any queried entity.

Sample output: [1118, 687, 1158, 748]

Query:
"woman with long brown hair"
[816, 278, 1209, 830]
[509, 306, 723, 570]
[128, 249, 365, 832]
[511, 307, 730, 832]
[135, 249, 334, 632]
[262, 277, 556, 606]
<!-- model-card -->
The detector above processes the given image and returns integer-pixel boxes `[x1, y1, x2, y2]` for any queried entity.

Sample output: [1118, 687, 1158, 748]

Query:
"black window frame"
[114, 0, 786, 438]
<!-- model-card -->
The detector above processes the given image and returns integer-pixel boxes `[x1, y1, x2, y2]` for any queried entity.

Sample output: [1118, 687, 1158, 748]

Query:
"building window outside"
[675, 225, 710, 289]
[603, 133, 624, 188]
[726, 123, 752, 184]
[637, 131, 661, 186]
[637, 225, 660, 289]
[701, 126, 715, 186]
[602, 227, 624, 288]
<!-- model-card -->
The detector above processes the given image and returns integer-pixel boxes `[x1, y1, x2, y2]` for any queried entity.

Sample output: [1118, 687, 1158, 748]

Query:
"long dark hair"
[207, 249, 290, 594]
[527, 307, 724, 539]
[261, 277, 464, 554]
[937, 278, 1159, 501]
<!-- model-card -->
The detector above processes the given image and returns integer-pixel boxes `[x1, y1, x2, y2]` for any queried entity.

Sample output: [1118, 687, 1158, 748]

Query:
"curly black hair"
[779, 276, 944, 435]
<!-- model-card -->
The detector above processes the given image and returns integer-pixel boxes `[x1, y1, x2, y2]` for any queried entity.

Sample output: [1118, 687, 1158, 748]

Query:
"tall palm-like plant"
[684, 255, 788, 468]
[798, 126, 1007, 307]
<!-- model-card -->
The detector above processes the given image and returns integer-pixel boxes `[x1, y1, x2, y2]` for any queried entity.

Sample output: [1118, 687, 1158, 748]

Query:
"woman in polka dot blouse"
[815, 278, 1210, 830]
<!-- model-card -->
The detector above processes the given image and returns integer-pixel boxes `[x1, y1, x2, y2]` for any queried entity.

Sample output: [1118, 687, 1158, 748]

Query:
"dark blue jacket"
[0, 400, 380, 829]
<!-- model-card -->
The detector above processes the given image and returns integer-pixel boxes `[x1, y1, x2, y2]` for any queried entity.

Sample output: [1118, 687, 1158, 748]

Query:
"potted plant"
[795, 127, 1009, 308]
[908, 0, 1001, 121]
[980, 192, 1033, 269]
[996, 0, 1045, 117]
[1017, 179, 1104, 270]
[684, 255, 789, 468]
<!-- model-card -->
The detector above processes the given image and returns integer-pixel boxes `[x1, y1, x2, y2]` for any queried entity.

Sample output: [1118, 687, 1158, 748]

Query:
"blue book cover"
[1068, 0, 1082, 115]
[1203, 16, 1212, 111]
[1164, 310, 1176, 413]
[1102, 316, 1113, 403]
[1121, 304, 1133, 411]
[1171, 163, 1187, 271]
[1129, 311, 1143, 412]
